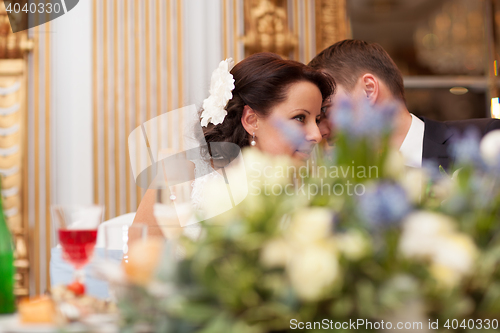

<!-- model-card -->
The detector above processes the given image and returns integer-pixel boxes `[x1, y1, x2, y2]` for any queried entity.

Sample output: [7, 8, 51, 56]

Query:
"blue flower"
[357, 182, 411, 227]
[449, 129, 486, 169]
[421, 160, 443, 182]
[331, 99, 355, 133]
[271, 117, 307, 149]
[486, 153, 500, 176]
[354, 102, 396, 137]
[331, 100, 396, 138]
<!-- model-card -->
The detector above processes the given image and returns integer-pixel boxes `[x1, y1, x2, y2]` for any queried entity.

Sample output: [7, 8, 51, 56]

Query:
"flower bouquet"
[114, 103, 500, 333]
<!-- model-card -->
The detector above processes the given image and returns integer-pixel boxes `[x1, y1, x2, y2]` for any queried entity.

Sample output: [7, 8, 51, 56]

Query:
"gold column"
[0, 1, 33, 297]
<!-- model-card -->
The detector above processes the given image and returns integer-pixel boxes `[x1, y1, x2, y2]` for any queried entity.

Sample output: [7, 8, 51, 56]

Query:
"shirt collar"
[399, 113, 425, 168]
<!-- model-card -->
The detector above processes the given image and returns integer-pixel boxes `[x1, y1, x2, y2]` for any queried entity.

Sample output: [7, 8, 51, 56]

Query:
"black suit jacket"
[421, 117, 500, 170]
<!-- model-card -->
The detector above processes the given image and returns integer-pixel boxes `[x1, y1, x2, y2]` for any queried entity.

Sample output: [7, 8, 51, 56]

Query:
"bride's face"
[255, 81, 323, 160]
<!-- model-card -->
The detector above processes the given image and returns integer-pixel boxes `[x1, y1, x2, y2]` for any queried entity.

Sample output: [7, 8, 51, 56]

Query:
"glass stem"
[73, 268, 85, 284]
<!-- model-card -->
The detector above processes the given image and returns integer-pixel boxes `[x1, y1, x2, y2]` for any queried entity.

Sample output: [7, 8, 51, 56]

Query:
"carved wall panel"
[315, 0, 349, 54]
[242, 0, 349, 62]
[243, 0, 297, 58]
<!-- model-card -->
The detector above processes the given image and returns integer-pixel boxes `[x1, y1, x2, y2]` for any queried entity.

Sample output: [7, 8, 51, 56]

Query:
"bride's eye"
[293, 115, 305, 123]
[321, 106, 327, 114]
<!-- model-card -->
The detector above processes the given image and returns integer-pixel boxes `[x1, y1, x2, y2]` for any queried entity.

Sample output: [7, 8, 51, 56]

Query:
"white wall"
[52, 0, 93, 205]
[184, 0, 223, 109]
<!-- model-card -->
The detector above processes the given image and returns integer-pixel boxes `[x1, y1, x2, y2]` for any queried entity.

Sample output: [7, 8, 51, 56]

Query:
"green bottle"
[0, 189, 15, 314]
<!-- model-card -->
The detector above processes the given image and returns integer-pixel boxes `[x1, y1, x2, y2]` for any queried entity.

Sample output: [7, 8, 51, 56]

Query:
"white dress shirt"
[399, 113, 425, 168]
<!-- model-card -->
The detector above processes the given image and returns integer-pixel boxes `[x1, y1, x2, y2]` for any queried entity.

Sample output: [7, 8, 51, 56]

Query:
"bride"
[132, 52, 334, 235]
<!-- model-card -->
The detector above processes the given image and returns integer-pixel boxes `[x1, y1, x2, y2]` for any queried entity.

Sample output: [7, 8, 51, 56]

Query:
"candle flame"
[491, 97, 500, 119]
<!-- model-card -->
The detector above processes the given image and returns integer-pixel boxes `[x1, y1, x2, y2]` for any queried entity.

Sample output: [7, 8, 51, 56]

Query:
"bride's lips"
[295, 148, 313, 160]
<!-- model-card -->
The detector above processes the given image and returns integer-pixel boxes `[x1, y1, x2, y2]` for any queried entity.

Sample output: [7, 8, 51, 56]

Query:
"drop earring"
[250, 132, 256, 146]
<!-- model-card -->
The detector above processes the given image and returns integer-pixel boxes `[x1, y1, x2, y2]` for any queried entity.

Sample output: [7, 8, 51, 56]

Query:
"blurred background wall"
[1, 0, 500, 296]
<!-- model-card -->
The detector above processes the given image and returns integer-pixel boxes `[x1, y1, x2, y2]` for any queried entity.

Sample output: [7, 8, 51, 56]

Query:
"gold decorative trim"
[304, 0, 310, 63]
[92, 0, 191, 214]
[233, 0, 239, 62]
[93, 0, 99, 207]
[44, 21, 51, 292]
[293, 0, 299, 60]
[145, 0, 152, 126]
[0, 3, 32, 58]
[166, 0, 173, 155]
[103, 0, 110, 220]
[243, 0, 296, 58]
[134, 0, 141, 206]
[33, 25, 40, 296]
[177, 0, 183, 149]
[124, 0, 131, 212]
[114, 0, 120, 216]
[223, 0, 228, 59]
[314, 0, 349, 54]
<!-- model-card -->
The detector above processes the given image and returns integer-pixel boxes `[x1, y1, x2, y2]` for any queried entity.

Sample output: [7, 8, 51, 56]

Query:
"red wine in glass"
[58, 229, 98, 269]
[52, 205, 104, 293]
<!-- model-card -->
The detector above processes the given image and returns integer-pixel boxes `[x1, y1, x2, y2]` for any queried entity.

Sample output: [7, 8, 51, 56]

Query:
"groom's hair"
[309, 39, 406, 103]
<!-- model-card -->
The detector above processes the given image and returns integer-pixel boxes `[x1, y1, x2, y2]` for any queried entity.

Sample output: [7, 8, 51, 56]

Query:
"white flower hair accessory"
[200, 58, 235, 127]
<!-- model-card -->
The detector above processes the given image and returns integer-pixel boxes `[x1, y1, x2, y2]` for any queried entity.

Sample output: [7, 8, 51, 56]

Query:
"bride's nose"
[305, 123, 322, 143]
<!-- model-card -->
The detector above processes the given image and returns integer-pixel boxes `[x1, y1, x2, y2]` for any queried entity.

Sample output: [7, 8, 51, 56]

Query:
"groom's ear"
[241, 105, 259, 134]
[360, 74, 379, 105]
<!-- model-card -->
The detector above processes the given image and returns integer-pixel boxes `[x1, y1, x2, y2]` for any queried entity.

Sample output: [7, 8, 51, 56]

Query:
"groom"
[309, 39, 500, 170]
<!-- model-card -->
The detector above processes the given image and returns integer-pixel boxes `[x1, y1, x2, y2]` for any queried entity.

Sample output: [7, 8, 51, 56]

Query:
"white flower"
[261, 238, 292, 268]
[430, 177, 456, 203]
[399, 210, 478, 288]
[335, 230, 370, 261]
[384, 149, 406, 180]
[432, 233, 477, 276]
[399, 211, 456, 260]
[287, 207, 333, 246]
[480, 129, 500, 165]
[287, 243, 339, 301]
[200, 58, 235, 127]
[198, 176, 238, 225]
[428, 264, 460, 289]
[400, 168, 429, 204]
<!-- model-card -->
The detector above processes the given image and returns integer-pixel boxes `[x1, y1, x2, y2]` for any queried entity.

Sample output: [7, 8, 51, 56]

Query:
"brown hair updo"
[202, 52, 335, 152]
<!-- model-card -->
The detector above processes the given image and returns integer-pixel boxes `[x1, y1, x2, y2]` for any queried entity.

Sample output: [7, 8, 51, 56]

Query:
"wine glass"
[51, 205, 104, 292]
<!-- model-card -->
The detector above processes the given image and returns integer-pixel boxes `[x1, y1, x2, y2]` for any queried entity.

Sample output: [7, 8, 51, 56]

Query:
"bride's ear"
[241, 105, 259, 135]
[360, 74, 379, 105]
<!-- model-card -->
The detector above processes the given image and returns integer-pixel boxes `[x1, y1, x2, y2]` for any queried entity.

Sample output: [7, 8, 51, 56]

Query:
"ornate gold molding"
[0, 3, 32, 58]
[315, 0, 349, 54]
[243, 0, 297, 58]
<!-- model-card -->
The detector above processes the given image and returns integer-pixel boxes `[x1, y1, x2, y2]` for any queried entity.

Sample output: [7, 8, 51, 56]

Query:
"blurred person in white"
[311, 39, 500, 171]
[132, 52, 335, 238]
